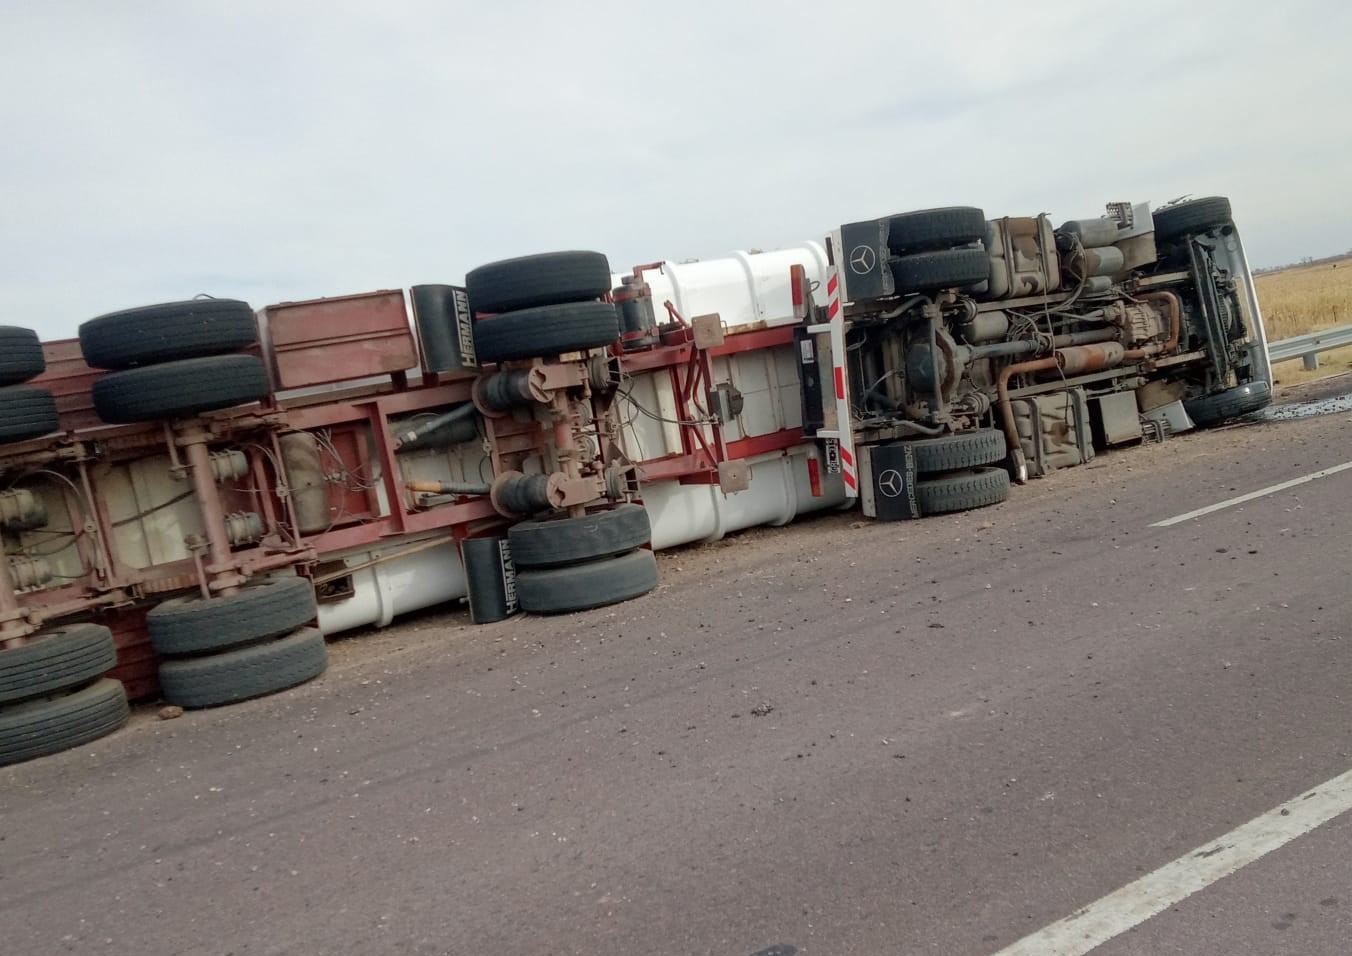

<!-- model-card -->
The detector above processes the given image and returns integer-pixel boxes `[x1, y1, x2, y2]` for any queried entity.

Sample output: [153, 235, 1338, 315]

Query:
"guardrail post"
[1303, 353, 1319, 371]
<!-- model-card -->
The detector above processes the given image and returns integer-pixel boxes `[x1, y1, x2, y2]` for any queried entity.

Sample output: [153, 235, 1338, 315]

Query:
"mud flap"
[859, 442, 922, 521]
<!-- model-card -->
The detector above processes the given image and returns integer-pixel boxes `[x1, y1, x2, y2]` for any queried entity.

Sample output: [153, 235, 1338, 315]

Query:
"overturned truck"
[0, 195, 1270, 764]
[801, 195, 1271, 515]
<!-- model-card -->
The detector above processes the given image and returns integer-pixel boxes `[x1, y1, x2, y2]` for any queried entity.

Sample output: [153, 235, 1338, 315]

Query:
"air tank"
[1059, 218, 1122, 248]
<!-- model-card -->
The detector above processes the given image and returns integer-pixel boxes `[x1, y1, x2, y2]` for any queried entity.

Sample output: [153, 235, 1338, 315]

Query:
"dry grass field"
[1253, 256, 1352, 384]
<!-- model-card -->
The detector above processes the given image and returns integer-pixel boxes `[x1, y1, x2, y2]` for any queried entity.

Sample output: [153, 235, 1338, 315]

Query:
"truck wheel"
[1152, 197, 1232, 242]
[508, 503, 651, 569]
[885, 207, 987, 255]
[79, 299, 258, 369]
[0, 385, 60, 443]
[0, 327, 45, 385]
[0, 623, 117, 705]
[890, 248, 990, 293]
[147, 576, 318, 656]
[473, 301, 621, 364]
[157, 627, 328, 709]
[907, 429, 1006, 475]
[1183, 380, 1271, 426]
[916, 467, 1011, 516]
[0, 679, 128, 767]
[91, 354, 269, 424]
[466, 251, 613, 315]
[517, 548, 658, 614]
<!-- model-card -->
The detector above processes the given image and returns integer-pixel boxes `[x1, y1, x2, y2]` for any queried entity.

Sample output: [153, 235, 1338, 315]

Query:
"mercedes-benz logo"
[878, 468, 904, 497]
[848, 244, 876, 275]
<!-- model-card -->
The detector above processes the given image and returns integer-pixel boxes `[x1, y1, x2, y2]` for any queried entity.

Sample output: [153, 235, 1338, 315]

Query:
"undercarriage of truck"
[801, 196, 1272, 515]
[0, 194, 1273, 765]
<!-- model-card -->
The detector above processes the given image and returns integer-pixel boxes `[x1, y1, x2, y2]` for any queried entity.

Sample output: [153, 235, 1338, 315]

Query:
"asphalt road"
[2, 400, 1350, 956]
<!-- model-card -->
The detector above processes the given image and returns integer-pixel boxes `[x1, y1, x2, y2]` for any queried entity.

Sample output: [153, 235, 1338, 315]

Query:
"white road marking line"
[988, 767, 1352, 956]
[1150, 460, 1352, 527]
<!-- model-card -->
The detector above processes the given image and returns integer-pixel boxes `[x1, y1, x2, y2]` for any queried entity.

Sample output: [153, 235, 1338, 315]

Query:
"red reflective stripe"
[842, 468, 857, 489]
[834, 365, 845, 400]
[827, 274, 838, 294]
[828, 298, 839, 318]
[840, 446, 853, 466]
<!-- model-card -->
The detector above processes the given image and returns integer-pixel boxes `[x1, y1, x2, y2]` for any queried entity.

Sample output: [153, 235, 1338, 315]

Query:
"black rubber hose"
[394, 403, 477, 449]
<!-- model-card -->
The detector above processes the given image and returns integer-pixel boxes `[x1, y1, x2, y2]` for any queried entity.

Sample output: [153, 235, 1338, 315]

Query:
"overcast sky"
[2, 0, 1348, 340]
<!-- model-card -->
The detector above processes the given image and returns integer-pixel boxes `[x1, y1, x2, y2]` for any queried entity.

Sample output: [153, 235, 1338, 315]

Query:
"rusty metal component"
[691, 314, 725, 350]
[526, 362, 586, 403]
[7, 556, 53, 590]
[983, 216, 1060, 299]
[223, 512, 264, 546]
[1056, 342, 1125, 375]
[1088, 299, 1171, 347]
[0, 488, 46, 531]
[553, 474, 605, 507]
[996, 356, 1058, 482]
[1133, 291, 1181, 356]
[261, 290, 416, 389]
[717, 460, 750, 493]
[1136, 378, 1186, 412]
[176, 427, 245, 594]
[208, 449, 249, 483]
[588, 354, 622, 393]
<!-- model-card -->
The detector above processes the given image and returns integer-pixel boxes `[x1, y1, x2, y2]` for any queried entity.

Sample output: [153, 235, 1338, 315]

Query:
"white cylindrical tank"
[317, 540, 467, 635]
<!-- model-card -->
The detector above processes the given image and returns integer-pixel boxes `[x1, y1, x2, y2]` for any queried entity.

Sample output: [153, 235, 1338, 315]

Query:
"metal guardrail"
[1268, 324, 1352, 370]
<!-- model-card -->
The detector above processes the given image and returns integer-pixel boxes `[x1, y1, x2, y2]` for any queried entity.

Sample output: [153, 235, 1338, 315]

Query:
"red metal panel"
[618, 324, 797, 374]
[103, 606, 159, 701]
[725, 428, 807, 460]
[263, 291, 417, 390]
[636, 452, 716, 483]
[32, 338, 102, 431]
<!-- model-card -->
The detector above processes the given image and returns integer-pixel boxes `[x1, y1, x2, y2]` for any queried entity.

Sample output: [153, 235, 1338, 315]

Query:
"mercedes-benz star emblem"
[848, 244, 877, 276]
[878, 468, 904, 498]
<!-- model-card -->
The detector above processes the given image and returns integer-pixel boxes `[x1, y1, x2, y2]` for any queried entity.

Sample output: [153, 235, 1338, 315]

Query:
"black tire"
[147, 576, 318, 656]
[916, 467, 1011, 516]
[1153, 197, 1232, 242]
[890, 249, 990, 293]
[0, 327, 45, 385]
[885, 207, 987, 255]
[91, 354, 269, 424]
[1184, 380, 1271, 426]
[157, 627, 328, 709]
[79, 299, 258, 370]
[517, 548, 658, 614]
[0, 679, 128, 767]
[466, 251, 612, 315]
[508, 503, 651, 569]
[0, 385, 60, 443]
[907, 429, 1007, 475]
[0, 623, 116, 705]
[474, 301, 621, 364]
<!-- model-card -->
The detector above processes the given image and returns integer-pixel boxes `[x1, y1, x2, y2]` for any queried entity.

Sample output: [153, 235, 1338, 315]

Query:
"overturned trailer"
[0, 195, 1269, 764]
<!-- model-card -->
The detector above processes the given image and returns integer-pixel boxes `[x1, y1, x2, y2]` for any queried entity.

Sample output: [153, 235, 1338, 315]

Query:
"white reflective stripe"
[989, 767, 1352, 956]
[1150, 460, 1352, 527]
